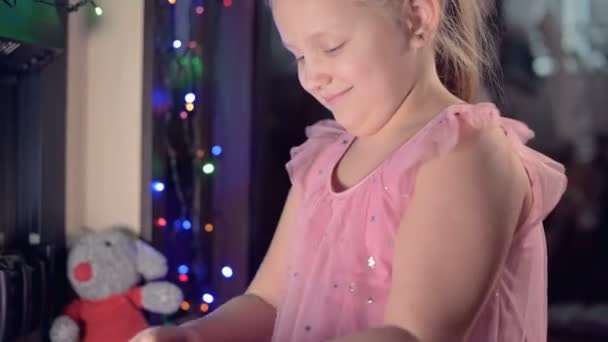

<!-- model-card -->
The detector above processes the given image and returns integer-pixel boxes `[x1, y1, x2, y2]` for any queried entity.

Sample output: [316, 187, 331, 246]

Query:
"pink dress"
[271, 103, 567, 342]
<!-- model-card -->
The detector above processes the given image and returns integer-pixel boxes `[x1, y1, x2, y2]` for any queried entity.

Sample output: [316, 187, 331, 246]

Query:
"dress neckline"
[327, 103, 463, 197]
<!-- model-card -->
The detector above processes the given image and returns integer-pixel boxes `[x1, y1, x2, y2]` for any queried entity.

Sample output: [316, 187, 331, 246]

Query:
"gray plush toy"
[49, 227, 183, 342]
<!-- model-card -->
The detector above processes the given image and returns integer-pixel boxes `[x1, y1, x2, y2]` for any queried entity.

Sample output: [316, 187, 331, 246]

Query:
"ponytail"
[435, 0, 497, 102]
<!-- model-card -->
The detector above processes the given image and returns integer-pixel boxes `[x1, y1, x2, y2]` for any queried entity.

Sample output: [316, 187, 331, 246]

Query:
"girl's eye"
[326, 42, 345, 54]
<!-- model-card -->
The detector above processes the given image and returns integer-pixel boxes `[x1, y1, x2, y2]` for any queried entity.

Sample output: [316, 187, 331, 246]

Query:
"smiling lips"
[322, 87, 353, 105]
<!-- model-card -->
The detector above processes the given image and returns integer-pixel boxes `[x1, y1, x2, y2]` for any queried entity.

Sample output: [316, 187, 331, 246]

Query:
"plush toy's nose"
[73, 262, 93, 282]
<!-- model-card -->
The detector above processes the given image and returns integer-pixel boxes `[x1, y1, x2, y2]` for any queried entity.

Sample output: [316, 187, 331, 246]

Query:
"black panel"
[0, 76, 18, 251]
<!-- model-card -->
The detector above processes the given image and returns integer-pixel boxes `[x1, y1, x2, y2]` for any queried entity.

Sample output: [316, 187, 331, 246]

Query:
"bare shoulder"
[383, 125, 530, 340]
[416, 124, 529, 206]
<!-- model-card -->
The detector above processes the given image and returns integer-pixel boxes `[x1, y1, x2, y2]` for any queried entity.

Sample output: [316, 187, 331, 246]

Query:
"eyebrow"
[281, 25, 344, 49]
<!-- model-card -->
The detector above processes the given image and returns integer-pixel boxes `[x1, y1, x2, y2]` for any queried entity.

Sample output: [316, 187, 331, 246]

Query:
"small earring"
[416, 33, 424, 41]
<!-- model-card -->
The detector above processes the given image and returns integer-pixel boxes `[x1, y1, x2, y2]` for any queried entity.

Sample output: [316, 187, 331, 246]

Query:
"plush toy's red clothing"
[65, 287, 149, 342]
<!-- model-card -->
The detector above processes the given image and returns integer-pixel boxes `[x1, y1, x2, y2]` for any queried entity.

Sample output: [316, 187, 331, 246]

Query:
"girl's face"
[272, 0, 424, 136]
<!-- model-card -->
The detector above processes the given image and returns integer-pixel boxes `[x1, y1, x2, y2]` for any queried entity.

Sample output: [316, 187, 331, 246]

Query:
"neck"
[357, 65, 463, 149]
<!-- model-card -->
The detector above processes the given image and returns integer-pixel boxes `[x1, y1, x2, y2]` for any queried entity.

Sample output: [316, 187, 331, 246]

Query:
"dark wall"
[0, 76, 18, 249]
[249, 2, 331, 280]
[0, 6, 67, 341]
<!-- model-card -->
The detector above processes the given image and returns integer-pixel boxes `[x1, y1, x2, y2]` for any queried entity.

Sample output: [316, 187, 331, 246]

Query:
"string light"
[202, 293, 214, 304]
[185, 93, 196, 103]
[180, 301, 190, 311]
[211, 145, 223, 156]
[202, 163, 215, 175]
[222, 266, 233, 278]
[178, 265, 190, 274]
[152, 181, 165, 192]
[155, 218, 167, 227]
[153, 0, 234, 319]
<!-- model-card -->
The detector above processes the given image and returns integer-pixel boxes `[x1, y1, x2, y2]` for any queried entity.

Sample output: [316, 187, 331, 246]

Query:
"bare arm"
[130, 189, 299, 342]
[186, 188, 299, 341]
[179, 293, 276, 342]
[331, 127, 528, 342]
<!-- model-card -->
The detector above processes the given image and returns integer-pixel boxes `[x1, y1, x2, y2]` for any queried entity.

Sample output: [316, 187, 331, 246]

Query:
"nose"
[300, 60, 332, 93]
[73, 262, 93, 282]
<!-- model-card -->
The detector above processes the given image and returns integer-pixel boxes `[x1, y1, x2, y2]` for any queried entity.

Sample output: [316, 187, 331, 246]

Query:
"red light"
[156, 218, 167, 227]
[178, 274, 189, 282]
[223, 0, 232, 7]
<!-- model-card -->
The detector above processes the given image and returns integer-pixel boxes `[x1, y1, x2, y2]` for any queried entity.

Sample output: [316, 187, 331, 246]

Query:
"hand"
[129, 326, 201, 342]
[49, 315, 79, 342]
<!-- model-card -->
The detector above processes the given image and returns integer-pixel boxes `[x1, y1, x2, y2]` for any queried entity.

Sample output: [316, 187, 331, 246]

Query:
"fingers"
[129, 326, 189, 342]
[129, 327, 156, 342]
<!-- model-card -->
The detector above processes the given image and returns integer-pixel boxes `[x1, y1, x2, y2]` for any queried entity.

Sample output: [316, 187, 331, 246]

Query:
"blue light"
[221, 266, 233, 278]
[152, 87, 171, 110]
[185, 93, 196, 103]
[173, 220, 182, 229]
[178, 265, 189, 274]
[152, 181, 165, 192]
[182, 220, 192, 230]
[202, 293, 214, 304]
[173, 40, 182, 49]
[211, 145, 223, 156]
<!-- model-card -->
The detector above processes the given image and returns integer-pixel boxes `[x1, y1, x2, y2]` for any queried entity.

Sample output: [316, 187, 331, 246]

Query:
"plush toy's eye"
[104, 241, 112, 247]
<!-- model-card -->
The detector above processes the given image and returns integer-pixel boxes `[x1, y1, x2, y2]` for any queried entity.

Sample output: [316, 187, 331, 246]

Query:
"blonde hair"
[372, 0, 497, 102]
[435, 0, 497, 102]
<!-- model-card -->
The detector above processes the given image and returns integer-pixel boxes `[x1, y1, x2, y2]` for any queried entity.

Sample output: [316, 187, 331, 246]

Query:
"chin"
[331, 108, 370, 134]
[331, 115, 361, 137]
[331, 110, 353, 128]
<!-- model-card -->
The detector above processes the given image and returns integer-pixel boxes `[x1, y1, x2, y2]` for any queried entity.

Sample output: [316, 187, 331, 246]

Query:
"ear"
[402, 0, 441, 48]
[134, 239, 168, 281]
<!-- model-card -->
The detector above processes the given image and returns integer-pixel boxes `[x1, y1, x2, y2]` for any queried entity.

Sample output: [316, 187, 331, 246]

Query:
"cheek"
[346, 57, 404, 106]
[296, 68, 306, 90]
[331, 63, 359, 86]
[343, 45, 402, 88]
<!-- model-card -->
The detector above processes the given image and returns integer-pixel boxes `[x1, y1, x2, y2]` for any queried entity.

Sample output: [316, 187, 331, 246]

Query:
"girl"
[132, 0, 567, 341]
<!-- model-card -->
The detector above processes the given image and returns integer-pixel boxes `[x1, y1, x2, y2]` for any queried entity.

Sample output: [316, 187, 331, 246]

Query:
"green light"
[202, 163, 215, 175]
[94, 6, 103, 16]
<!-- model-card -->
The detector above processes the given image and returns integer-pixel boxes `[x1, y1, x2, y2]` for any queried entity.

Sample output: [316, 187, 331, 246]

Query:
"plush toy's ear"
[135, 239, 168, 281]
[67, 226, 94, 249]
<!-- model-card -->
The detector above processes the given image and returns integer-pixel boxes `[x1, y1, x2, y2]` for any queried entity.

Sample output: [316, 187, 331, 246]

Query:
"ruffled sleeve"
[286, 119, 346, 191]
[388, 103, 507, 171]
[517, 138, 568, 227]
[385, 102, 567, 228]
